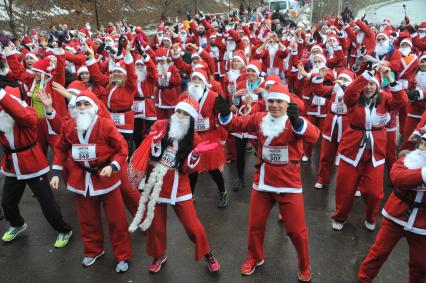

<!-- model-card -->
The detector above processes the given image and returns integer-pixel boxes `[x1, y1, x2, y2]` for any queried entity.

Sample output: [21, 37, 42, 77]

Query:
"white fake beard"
[404, 149, 426, 169]
[375, 41, 390, 56]
[0, 110, 15, 133]
[75, 108, 96, 132]
[399, 47, 411, 57]
[180, 34, 187, 42]
[137, 68, 147, 82]
[333, 83, 345, 100]
[312, 62, 326, 73]
[267, 44, 278, 57]
[188, 82, 204, 101]
[169, 113, 190, 141]
[228, 69, 240, 82]
[157, 63, 169, 74]
[326, 44, 334, 56]
[260, 112, 286, 139]
[226, 41, 236, 51]
[416, 70, 426, 89]
[419, 32, 426, 39]
[356, 32, 365, 44]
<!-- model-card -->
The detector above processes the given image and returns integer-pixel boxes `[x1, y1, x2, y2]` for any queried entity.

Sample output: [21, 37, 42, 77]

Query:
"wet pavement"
[0, 143, 408, 282]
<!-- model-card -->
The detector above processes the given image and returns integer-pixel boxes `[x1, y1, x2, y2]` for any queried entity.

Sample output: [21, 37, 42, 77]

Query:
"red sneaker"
[298, 267, 312, 282]
[149, 254, 167, 273]
[240, 257, 264, 276]
[205, 251, 220, 272]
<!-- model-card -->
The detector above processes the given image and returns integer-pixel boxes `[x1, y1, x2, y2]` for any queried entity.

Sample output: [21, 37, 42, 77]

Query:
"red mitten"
[193, 141, 218, 155]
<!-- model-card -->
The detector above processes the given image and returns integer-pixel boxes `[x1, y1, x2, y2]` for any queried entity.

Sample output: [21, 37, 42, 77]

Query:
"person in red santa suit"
[254, 33, 288, 78]
[0, 86, 72, 247]
[128, 98, 221, 274]
[358, 141, 426, 283]
[155, 47, 182, 120]
[397, 38, 420, 143]
[132, 50, 158, 147]
[331, 66, 407, 231]
[215, 84, 320, 282]
[180, 70, 228, 207]
[343, 19, 376, 68]
[314, 69, 355, 189]
[401, 52, 426, 150]
[50, 90, 132, 273]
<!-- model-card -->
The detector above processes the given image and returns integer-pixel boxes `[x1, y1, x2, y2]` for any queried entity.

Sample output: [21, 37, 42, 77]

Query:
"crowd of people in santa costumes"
[0, 4, 424, 282]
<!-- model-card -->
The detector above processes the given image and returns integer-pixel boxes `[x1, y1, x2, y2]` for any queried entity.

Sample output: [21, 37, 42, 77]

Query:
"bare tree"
[0, 0, 18, 37]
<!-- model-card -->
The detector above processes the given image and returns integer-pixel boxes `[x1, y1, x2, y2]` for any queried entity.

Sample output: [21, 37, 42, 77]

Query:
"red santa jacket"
[338, 71, 407, 167]
[156, 63, 181, 109]
[148, 120, 201, 204]
[220, 112, 320, 193]
[87, 54, 137, 134]
[254, 45, 289, 75]
[52, 115, 128, 196]
[0, 89, 49, 179]
[406, 70, 426, 119]
[321, 84, 349, 142]
[384, 156, 426, 235]
[134, 56, 158, 121]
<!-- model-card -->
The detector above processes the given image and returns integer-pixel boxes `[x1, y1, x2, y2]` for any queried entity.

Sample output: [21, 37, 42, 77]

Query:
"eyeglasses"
[377, 37, 387, 42]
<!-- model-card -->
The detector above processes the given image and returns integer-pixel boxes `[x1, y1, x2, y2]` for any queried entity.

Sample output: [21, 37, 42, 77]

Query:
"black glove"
[135, 39, 144, 55]
[105, 45, 116, 55]
[408, 89, 420, 102]
[391, 31, 397, 37]
[360, 44, 366, 55]
[0, 32, 10, 48]
[173, 25, 179, 34]
[187, 11, 192, 21]
[117, 34, 126, 57]
[287, 102, 303, 129]
[57, 32, 65, 48]
[214, 95, 231, 116]
[96, 43, 105, 54]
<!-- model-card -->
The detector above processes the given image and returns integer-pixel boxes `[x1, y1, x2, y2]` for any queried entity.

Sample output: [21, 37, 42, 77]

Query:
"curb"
[357, 0, 408, 20]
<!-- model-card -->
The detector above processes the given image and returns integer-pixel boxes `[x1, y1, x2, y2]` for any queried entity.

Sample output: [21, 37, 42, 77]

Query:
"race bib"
[72, 144, 97, 161]
[111, 113, 126, 126]
[331, 102, 347, 115]
[262, 145, 289, 165]
[132, 101, 145, 114]
[372, 112, 390, 127]
[160, 146, 177, 167]
[228, 82, 236, 94]
[242, 92, 259, 103]
[312, 95, 326, 106]
[195, 117, 210, 131]
[267, 67, 279, 76]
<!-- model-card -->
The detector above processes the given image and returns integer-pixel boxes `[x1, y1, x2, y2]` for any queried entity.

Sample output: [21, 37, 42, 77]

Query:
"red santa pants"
[358, 217, 426, 283]
[304, 115, 324, 158]
[386, 131, 397, 174]
[75, 188, 132, 261]
[401, 116, 421, 150]
[157, 108, 175, 120]
[119, 162, 140, 216]
[332, 150, 384, 223]
[248, 190, 310, 272]
[146, 200, 211, 261]
[399, 105, 407, 136]
[316, 135, 339, 185]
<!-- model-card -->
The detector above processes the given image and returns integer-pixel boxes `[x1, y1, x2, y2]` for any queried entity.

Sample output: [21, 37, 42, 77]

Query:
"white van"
[269, 0, 300, 17]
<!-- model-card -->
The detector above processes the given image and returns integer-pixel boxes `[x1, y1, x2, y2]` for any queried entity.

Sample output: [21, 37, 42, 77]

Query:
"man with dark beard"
[358, 139, 426, 283]
[215, 84, 320, 281]
[129, 98, 221, 274]
[50, 90, 132, 273]
[0, 86, 72, 247]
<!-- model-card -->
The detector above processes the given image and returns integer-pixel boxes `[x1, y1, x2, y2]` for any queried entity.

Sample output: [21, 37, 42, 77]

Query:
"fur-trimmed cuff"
[256, 48, 263, 55]
[312, 76, 324, 84]
[337, 32, 345, 38]
[421, 167, 426, 183]
[362, 70, 374, 81]
[291, 49, 298, 55]
[124, 53, 133, 64]
[334, 46, 342, 51]
[196, 48, 203, 55]
[297, 38, 304, 44]
[411, 32, 418, 38]
[53, 48, 65, 56]
[111, 161, 121, 172]
[187, 152, 201, 169]
[52, 165, 63, 171]
[86, 57, 97, 66]
[218, 112, 233, 125]
[0, 88, 6, 100]
[3, 48, 16, 57]
[45, 110, 56, 120]
[292, 117, 307, 135]
[418, 89, 425, 100]
[390, 82, 402, 92]
[238, 105, 251, 115]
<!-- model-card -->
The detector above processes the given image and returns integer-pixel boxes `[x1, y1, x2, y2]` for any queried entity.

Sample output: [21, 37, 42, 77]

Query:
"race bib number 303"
[72, 144, 97, 161]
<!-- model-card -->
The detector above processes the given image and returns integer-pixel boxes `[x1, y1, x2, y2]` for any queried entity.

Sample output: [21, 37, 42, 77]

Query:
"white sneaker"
[334, 155, 340, 166]
[332, 220, 346, 231]
[82, 250, 105, 267]
[355, 190, 361, 197]
[314, 183, 324, 189]
[364, 221, 376, 231]
[116, 260, 129, 273]
[301, 155, 309, 162]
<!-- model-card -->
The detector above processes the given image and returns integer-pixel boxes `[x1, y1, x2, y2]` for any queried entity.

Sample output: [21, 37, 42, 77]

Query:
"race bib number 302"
[72, 144, 97, 161]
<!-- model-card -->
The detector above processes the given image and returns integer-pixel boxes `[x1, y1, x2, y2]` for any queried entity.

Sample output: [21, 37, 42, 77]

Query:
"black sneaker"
[217, 191, 228, 208]
[232, 179, 244, 191]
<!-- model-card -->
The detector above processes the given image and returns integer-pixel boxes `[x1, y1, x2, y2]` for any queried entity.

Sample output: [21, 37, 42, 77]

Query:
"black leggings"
[235, 138, 248, 180]
[189, 169, 225, 195]
[1, 175, 71, 232]
[133, 118, 155, 148]
[121, 132, 135, 158]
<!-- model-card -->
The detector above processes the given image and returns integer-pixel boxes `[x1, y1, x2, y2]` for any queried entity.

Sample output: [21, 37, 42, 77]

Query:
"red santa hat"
[79, 28, 89, 38]
[400, 38, 413, 48]
[32, 58, 54, 76]
[112, 60, 127, 75]
[310, 45, 323, 53]
[314, 53, 327, 63]
[67, 80, 88, 95]
[232, 50, 247, 66]
[64, 43, 78, 54]
[327, 33, 338, 43]
[266, 84, 291, 103]
[25, 52, 39, 61]
[191, 69, 210, 87]
[191, 51, 202, 60]
[262, 74, 281, 88]
[77, 65, 89, 76]
[419, 22, 426, 31]
[163, 34, 172, 43]
[338, 69, 356, 83]
[419, 51, 426, 61]
[157, 26, 165, 33]
[155, 47, 169, 61]
[175, 98, 199, 120]
[75, 90, 99, 112]
[210, 31, 217, 39]
[22, 36, 34, 46]
[376, 30, 390, 41]
[246, 60, 263, 77]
